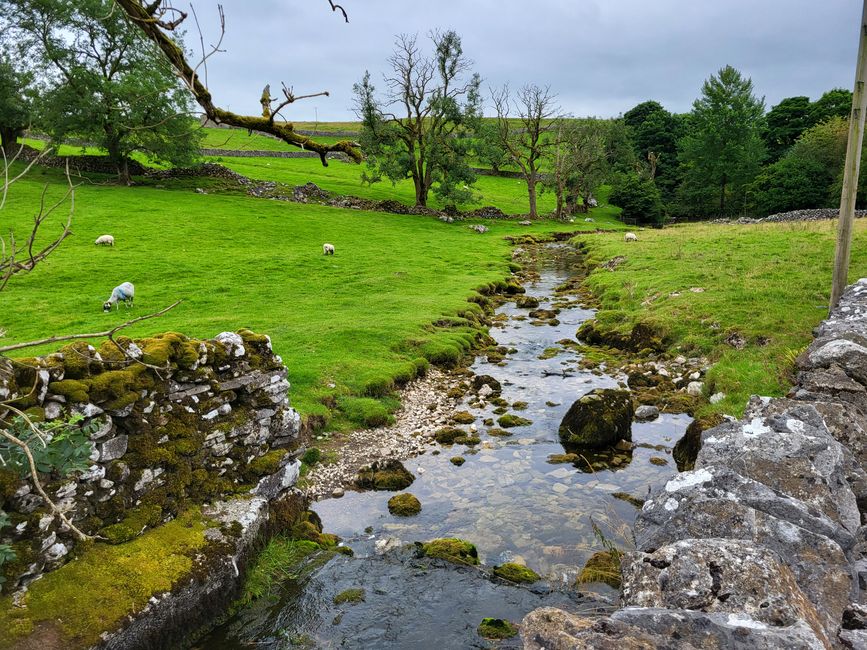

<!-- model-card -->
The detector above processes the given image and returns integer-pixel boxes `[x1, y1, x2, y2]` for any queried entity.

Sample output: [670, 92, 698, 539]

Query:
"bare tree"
[353, 31, 481, 207]
[111, 0, 361, 166]
[491, 84, 561, 219]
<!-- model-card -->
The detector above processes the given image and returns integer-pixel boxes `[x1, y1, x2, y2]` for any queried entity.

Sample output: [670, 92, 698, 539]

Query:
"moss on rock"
[333, 588, 365, 605]
[450, 456, 466, 466]
[99, 504, 163, 545]
[477, 618, 518, 639]
[493, 562, 540, 584]
[497, 414, 532, 428]
[355, 460, 415, 491]
[421, 538, 479, 566]
[673, 413, 725, 471]
[387, 493, 422, 517]
[451, 411, 476, 424]
[559, 389, 633, 449]
[576, 549, 622, 589]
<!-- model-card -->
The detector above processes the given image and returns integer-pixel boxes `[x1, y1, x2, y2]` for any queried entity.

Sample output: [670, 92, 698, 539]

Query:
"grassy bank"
[1, 163, 621, 428]
[574, 220, 867, 416]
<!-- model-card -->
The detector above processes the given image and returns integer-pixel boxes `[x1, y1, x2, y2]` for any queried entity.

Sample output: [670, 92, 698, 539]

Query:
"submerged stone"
[576, 549, 622, 589]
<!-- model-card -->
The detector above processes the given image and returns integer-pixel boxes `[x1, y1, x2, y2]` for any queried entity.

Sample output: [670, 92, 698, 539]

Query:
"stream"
[200, 244, 690, 649]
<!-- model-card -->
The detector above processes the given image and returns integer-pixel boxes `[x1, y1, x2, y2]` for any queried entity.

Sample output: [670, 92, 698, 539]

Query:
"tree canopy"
[354, 31, 481, 207]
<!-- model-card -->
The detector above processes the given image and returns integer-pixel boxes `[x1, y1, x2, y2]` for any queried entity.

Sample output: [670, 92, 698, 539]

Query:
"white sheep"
[103, 282, 134, 312]
[624, 232, 638, 242]
[323, 243, 335, 255]
[94, 234, 114, 246]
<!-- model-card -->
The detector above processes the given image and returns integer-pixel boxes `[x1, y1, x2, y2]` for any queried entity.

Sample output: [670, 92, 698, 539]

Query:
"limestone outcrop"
[523, 279, 867, 649]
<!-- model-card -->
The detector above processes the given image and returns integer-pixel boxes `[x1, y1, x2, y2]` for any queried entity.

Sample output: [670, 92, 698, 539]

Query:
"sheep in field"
[94, 234, 115, 246]
[323, 243, 335, 255]
[104, 282, 134, 312]
[624, 232, 638, 242]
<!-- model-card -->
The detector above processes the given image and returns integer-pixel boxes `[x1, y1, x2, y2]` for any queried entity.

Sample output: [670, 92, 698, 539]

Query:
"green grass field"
[0, 163, 619, 426]
[574, 220, 867, 416]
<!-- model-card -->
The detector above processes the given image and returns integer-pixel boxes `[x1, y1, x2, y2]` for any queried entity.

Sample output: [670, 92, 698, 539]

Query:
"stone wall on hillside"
[0, 329, 301, 593]
[522, 279, 867, 649]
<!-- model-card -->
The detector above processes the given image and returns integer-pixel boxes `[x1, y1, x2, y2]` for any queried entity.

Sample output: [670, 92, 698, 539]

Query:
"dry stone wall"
[522, 279, 867, 649]
[0, 329, 301, 593]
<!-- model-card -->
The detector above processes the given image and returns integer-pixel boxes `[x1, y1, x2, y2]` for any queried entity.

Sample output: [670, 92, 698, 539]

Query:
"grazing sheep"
[624, 232, 638, 242]
[323, 243, 335, 255]
[103, 282, 134, 312]
[584, 217, 594, 223]
[94, 234, 114, 246]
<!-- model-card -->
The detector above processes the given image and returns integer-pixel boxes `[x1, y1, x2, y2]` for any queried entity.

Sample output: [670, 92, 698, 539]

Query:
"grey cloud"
[190, 0, 858, 120]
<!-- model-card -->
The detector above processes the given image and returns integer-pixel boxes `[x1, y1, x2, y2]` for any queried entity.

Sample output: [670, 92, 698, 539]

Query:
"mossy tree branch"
[112, 0, 361, 165]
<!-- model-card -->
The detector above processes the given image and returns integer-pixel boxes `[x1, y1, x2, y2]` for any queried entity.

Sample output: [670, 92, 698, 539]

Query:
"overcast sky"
[189, 0, 859, 122]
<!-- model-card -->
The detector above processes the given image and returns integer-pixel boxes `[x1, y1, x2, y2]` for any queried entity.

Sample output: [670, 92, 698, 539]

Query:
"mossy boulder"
[98, 504, 163, 545]
[673, 413, 725, 471]
[471, 374, 502, 396]
[387, 493, 422, 517]
[434, 426, 466, 444]
[451, 411, 476, 424]
[497, 414, 532, 428]
[515, 296, 540, 309]
[421, 538, 479, 565]
[493, 562, 540, 584]
[478, 618, 518, 639]
[576, 549, 622, 589]
[355, 460, 415, 491]
[547, 453, 579, 464]
[450, 456, 466, 466]
[559, 389, 633, 449]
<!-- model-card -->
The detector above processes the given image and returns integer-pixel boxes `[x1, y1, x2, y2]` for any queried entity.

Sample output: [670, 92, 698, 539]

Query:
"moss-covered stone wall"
[0, 329, 300, 593]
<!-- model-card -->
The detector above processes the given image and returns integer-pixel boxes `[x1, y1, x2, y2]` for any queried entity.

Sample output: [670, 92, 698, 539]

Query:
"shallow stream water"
[201, 244, 690, 649]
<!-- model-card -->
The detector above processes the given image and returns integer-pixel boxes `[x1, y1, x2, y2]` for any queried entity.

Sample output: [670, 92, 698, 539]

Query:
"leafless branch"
[0, 300, 182, 354]
[113, 0, 360, 165]
[327, 0, 349, 22]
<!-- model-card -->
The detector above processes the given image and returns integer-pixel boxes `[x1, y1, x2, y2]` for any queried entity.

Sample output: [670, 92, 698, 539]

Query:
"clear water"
[200, 244, 689, 648]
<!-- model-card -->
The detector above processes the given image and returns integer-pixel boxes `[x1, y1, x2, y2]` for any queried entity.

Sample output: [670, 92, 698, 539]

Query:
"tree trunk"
[527, 177, 538, 219]
[118, 157, 131, 186]
[0, 127, 21, 155]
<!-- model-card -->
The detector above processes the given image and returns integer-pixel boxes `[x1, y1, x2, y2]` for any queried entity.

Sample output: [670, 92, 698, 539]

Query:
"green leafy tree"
[810, 88, 852, 125]
[678, 65, 766, 217]
[354, 31, 481, 207]
[623, 100, 684, 200]
[3, 0, 201, 183]
[472, 120, 511, 174]
[762, 96, 812, 161]
[609, 171, 664, 225]
[548, 119, 610, 218]
[748, 156, 831, 215]
[0, 54, 32, 156]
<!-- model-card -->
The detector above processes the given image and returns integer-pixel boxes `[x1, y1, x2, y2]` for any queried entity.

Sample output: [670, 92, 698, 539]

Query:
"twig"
[0, 301, 182, 354]
[327, 0, 349, 22]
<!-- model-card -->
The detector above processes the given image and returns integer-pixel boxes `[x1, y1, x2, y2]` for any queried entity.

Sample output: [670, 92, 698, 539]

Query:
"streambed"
[201, 244, 690, 649]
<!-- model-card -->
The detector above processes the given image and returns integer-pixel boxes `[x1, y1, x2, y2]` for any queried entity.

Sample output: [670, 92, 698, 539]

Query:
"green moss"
[355, 460, 415, 491]
[577, 550, 622, 589]
[48, 379, 89, 403]
[245, 449, 288, 478]
[478, 618, 518, 639]
[98, 504, 163, 545]
[487, 428, 512, 437]
[548, 453, 579, 464]
[333, 588, 365, 605]
[497, 414, 532, 428]
[59, 342, 95, 379]
[511, 401, 529, 410]
[387, 493, 422, 516]
[493, 562, 540, 583]
[450, 456, 466, 466]
[451, 411, 476, 424]
[0, 508, 209, 649]
[421, 538, 479, 566]
[434, 426, 466, 444]
[363, 375, 395, 398]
